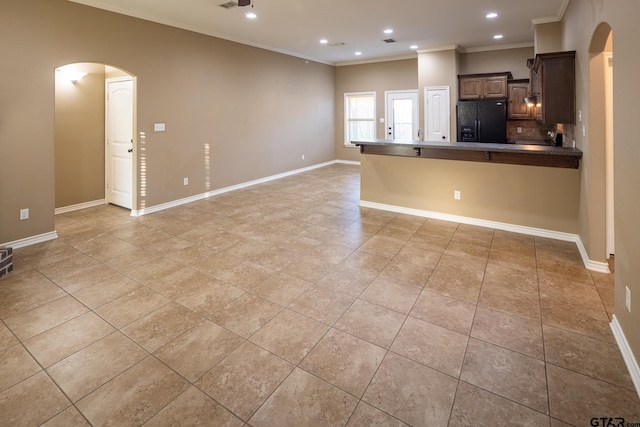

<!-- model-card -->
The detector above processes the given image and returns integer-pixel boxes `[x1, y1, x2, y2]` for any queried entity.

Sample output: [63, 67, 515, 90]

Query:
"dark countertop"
[352, 138, 582, 169]
[353, 138, 583, 157]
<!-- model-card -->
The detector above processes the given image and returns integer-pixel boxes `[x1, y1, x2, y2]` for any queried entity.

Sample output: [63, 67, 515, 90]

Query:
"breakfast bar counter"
[353, 139, 583, 169]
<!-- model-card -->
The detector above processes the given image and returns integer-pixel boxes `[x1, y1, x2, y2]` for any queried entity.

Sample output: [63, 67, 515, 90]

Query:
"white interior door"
[425, 86, 450, 142]
[106, 78, 133, 210]
[385, 90, 418, 140]
[605, 53, 614, 258]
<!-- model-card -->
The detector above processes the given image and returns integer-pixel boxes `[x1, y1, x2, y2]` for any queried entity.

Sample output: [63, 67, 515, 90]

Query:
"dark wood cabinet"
[528, 51, 576, 124]
[507, 79, 533, 119]
[458, 72, 512, 99]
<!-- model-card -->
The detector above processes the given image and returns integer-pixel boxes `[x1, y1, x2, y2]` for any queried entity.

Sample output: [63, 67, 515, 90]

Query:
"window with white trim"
[344, 92, 376, 147]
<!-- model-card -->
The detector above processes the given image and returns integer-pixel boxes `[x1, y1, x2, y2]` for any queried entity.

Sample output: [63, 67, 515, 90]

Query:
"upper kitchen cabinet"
[528, 51, 576, 124]
[458, 72, 512, 100]
[507, 79, 533, 120]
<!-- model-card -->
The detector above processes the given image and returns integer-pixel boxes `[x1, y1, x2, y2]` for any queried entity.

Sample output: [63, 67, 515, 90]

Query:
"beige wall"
[0, 0, 335, 243]
[54, 63, 106, 208]
[360, 155, 580, 234]
[418, 49, 459, 140]
[558, 0, 640, 365]
[458, 47, 534, 79]
[535, 21, 563, 54]
[334, 59, 418, 162]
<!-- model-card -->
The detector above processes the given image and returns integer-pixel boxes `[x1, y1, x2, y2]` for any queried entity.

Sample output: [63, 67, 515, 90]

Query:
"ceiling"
[69, 0, 569, 65]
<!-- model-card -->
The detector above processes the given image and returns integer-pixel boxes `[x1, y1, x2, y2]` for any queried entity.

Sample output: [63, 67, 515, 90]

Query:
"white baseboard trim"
[610, 315, 640, 400]
[1, 231, 58, 250]
[131, 160, 344, 217]
[55, 199, 106, 215]
[335, 160, 361, 165]
[359, 199, 610, 273]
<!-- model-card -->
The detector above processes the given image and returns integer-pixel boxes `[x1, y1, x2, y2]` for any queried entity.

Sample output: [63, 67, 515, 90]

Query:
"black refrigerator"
[457, 99, 507, 143]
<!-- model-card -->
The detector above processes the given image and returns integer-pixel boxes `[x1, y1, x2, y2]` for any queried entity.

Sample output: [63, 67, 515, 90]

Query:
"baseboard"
[55, 199, 106, 215]
[131, 160, 347, 217]
[359, 200, 609, 273]
[610, 315, 640, 400]
[0, 231, 58, 250]
[335, 160, 361, 165]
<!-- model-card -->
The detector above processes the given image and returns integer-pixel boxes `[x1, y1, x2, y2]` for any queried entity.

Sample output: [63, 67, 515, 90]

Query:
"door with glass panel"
[385, 90, 418, 141]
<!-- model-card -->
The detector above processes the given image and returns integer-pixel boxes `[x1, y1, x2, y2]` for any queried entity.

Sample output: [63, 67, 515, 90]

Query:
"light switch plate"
[154, 123, 166, 132]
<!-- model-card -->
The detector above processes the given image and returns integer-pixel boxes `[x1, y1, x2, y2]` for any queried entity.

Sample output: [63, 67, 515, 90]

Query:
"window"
[344, 92, 376, 147]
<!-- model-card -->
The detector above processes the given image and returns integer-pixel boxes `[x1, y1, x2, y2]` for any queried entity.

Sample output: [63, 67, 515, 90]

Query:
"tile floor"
[1, 163, 638, 426]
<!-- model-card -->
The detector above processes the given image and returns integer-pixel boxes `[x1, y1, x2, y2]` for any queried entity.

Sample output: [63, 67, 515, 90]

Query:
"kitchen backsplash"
[506, 120, 554, 141]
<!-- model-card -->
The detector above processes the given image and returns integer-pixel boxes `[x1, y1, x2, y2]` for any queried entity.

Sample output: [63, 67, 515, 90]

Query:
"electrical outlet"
[517, 127, 522, 134]
[19, 208, 29, 220]
[183, 177, 188, 186]
[454, 190, 461, 200]
[626, 286, 631, 312]
[301, 154, 305, 160]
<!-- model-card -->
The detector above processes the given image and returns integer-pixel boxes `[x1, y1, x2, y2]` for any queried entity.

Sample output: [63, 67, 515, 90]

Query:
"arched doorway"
[54, 63, 137, 213]
[588, 24, 614, 266]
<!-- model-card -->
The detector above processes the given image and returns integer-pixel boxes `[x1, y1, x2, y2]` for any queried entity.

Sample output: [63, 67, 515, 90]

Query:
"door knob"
[127, 148, 133, 153]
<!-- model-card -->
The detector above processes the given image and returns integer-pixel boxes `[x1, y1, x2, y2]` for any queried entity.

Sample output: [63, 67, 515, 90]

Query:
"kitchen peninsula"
[353, 138, 583, 238]
[354, 138, 582, 169]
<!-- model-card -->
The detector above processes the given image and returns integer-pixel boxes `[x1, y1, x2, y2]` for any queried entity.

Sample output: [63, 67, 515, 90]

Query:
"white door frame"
[604, 52, 614, 258]
[105, 76, 136, 211]
[385, 90, 419, 140]
[424, 86, 451, 142]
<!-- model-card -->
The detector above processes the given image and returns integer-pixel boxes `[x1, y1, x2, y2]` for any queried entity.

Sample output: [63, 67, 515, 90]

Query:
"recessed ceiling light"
[355, 51, 362, 56]
[245, 12, 257, 19]
[493, 34, 503, 39]
[320, 39, 328, 44]
[384, 29, 393, 34]
[410, 45, 418, 50]
[486, 12, 498, 19]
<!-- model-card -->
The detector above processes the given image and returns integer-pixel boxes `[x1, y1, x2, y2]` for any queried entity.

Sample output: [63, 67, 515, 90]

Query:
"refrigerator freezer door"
[457, 100, 479, 142]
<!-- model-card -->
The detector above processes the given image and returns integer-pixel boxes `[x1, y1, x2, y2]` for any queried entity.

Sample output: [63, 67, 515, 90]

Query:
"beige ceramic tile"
[251, 272, 313, 306]
[478, 281, 541, 320]
[415, 219, 459, 240]
[449, 381, 551, 427]
[543, 325, 635, 390]
[425, 254, 485, 303]
[362, 352, 458, 427]
[460, 338, 549, 414]
[249, 309, 328, 364]
[346, 401, 410, 426]
[76, 356, 189, 426]
[391, 316, 468, 377]
[143, 386, 242, 427]
[359, 277, 421, 314]
[538, 275, 604, 309]
[315, 266, 377, 297]
[41, 406, 91, 427]
[471, 305, 544, 359]
[215, 261, 276, 291]
[0, 322, 18, 352]
[95, 287, 170, 329]
[334, 299, 406, 348]
[379, 258, 432, 286]
[444, 241, 490, 261]
[23, 311, 115, 367]
[300, 328, 386, 397]
[50, 263, 119, 294]
[71, 273, 141, 309]
[451, 224, 494, 248]
[196, 341, 294, 421]
[34, 252, 100, 283]
[393, 245, 442, 269]
[122, 302, 202, 352]
[358, 236, 406, 258]
[540, 296, 614, 343]
[410, 290, 476, 335]
[0, 344, 42, 392]
[288, 286, 355, 325]
[0, 371, 70, 427]
[120, 256, 184, 286]
[280, 254, 334, 283]
[482, 263, 539, 295]
[249, 368, 358, 427]
[4, 296, 88, 341]
[155, 320, 244, 382]
[146, 267, 214, 300]
[340, 250, 391, 275]
[207, 293, 282, 338]
[0, 270, 67, 318]
[547, 364, 640, 426]
[46, 331, 147, 402]
[175, 279, 245, 317]
[487, 248, 537, 272]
